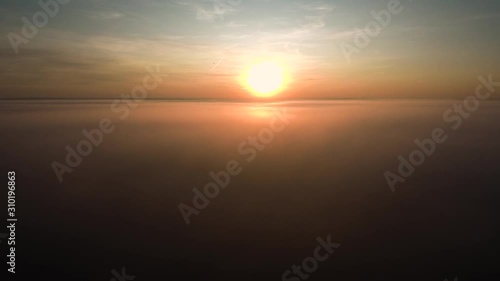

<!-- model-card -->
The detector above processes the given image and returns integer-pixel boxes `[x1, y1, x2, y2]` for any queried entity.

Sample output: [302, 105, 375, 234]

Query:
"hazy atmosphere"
[1, 0, 499, 99]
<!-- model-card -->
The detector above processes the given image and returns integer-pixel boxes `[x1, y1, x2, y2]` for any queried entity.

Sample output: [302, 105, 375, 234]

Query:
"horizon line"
[1, 97, 499, 102]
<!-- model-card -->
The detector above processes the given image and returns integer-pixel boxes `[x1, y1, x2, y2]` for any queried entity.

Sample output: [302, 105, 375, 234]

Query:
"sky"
[0, 0, 499, 100]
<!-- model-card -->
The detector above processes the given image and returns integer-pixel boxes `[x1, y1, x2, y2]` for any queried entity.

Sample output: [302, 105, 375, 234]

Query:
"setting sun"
[242, 61, 287, 98]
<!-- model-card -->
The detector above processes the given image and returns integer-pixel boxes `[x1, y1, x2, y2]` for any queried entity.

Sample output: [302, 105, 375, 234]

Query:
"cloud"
[89, 11, 125, 20]
[298, 2, 335, 12]
[175, 0, 242, 22]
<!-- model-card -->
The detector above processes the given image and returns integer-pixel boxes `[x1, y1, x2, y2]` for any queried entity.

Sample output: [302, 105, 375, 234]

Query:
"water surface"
[1, 100, 499, 280]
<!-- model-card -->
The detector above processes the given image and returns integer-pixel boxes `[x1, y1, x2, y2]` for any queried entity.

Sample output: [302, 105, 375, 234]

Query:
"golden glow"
[241, 61, 288, 98]
[247, 106, 274, 118]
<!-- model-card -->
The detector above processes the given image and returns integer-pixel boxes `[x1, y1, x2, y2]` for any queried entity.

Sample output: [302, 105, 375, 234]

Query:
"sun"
[242, 61, 287, 98]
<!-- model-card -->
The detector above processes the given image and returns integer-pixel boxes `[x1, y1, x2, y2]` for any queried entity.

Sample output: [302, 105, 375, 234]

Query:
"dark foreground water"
[0, 101, 499, 280]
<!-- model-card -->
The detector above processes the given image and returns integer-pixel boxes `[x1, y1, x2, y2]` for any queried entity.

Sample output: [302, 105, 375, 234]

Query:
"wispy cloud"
[175, 0, 242, 22]
[88, 11, 125, 20]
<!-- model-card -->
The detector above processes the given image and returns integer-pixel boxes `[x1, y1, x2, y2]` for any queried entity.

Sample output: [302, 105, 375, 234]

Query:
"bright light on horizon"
[241, 61, 288, 98]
